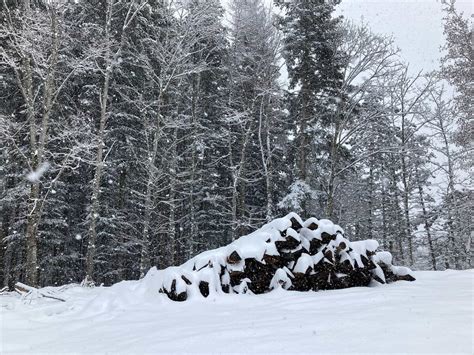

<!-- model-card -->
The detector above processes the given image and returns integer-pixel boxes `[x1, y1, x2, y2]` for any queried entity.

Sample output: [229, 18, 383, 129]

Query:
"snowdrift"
[153, 213, 415, 301]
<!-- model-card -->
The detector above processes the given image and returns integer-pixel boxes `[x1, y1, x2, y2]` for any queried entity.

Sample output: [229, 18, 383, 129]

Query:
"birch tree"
[1, 0, 87, 285]
[85, 0, 147, 281]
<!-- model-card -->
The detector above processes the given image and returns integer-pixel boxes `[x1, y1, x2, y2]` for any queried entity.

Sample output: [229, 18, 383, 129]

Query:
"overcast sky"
[337, 0, 472, 74]
[337, 0, 472, 197]
[224, 0, 473, 75]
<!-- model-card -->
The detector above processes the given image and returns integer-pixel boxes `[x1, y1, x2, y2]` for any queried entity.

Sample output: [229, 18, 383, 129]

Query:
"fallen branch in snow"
[151, 213, 415, 301]
[15, 282, 66, 302]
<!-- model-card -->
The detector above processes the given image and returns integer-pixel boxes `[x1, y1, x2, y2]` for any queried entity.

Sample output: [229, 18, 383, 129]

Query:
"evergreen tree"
[275, 0, 344, 216]
[440, 0, 472, 149]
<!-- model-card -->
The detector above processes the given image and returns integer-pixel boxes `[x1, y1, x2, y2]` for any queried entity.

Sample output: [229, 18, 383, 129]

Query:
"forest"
[0, 0, 472, 289]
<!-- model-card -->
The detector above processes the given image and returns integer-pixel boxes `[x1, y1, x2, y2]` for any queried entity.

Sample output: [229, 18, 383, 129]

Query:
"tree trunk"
[168, 127, 178, 266]
[25, 183, 40, 286]
[86, 2, 113, 280]
[23, 18, 39, 284]
[440, 118, 459, 269]
[24, 7, 59, 286]
[258, 98, 273, 222]
[400, 110, 414, 265]
[417, 176, 437, 270]
[140, 99, 162, 278]
[188, 72, 201, 258]
[326, 121, 340, 219]
[139, 168, 154, 278]
[400, 154, 413, 265]
[367, 166, 374, 239]
[298, 83, 308, 183]
[380, 163, 389, 250]
[390, 165, 405, 263]
[231, 121, 252, 241]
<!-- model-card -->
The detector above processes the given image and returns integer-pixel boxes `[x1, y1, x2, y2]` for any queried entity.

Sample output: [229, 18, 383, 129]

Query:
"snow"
[26, 162, 50, 183]
[373, 251, 393, 265]
[1, 270, 472, 354]
[351, 239, 379, 254]
[293, 253, 313, 274]
[234, 278, 252, 294]
[299, 227, 322, 241]
[286, 227, 301, 241]
[371, 264, 386, 284]
[303, 217, 319, 228]
[277, 180, 316, 212]
[269, 268, 292, 290]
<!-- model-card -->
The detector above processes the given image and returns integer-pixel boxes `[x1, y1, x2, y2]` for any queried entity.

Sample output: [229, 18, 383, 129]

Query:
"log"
[244, 258, 276, 294]
[336, 241, 347, 252]
[306, 222, 318, 231]
[290, 217, 303, 231]
[160, 279, 188, 302]
[347, 270, 372, 287]
[371, 274, 385, 284]
[229, 270, 246, 286]
[275, 234, 300, 251]
[291, 273, 312, 291]
[334, 259, 354, 274]
[227, 250, 242, 264]
[248, 279, 270, 294]
[309, 270, 332, 291]
[367, 258, 377, 270]
[275, 240, 298, 252]
[181, 275, 192, 285]
[199, 281, 210, 297]
[15, 282, 66, 302]
[279, 248, 305, 264]
[321, 232, 335, 243]
[263, 254, 285, 269]
[308, 239, 323, 255]
[160, 288, 187, 302]
[324, 249, 334, 263]
[395, 274, 416, 282]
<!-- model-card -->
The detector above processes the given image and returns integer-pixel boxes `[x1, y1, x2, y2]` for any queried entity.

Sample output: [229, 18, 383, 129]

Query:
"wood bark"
[24, 8, 60, 286]
[86, 1, 113, 279]
[416, 171, 437, 270]
[257, 97, 274, 222]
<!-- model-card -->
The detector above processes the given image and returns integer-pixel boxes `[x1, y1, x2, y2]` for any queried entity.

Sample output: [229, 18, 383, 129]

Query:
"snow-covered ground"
[1, 270, 472, 354]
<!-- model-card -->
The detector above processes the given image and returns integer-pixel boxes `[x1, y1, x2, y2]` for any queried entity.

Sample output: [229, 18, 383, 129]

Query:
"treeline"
[0, 0, 471, 287]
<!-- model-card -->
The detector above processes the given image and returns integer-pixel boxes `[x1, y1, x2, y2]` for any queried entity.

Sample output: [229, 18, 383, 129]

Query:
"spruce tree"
[275, 0, 344, 216]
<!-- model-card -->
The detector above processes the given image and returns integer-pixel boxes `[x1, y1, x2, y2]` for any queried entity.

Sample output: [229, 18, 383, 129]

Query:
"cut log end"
[307, 222, 319, 230]
[396, 274, 416, 282]
[290, 217, 303, 231]
[227, 250, 242, 264]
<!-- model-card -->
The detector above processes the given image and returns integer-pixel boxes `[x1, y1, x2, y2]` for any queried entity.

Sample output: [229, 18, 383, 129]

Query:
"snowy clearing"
[1, 270, 472, 354]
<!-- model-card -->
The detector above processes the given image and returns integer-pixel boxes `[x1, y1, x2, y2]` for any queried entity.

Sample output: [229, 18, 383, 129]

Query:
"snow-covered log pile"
[157, 213, 415, 301]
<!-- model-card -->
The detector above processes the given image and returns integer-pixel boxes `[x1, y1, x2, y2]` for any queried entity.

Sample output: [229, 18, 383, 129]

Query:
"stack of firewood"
[157, 213, 415, 301]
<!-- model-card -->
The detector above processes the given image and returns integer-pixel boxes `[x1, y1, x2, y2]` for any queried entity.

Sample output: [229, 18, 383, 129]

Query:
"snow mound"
[151, 213, 415, 301]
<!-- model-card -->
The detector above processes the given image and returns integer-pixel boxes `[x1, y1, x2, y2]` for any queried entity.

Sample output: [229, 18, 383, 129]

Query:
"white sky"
[222, 0, 472, 198]
[337, 0, 472, 74]
[337, 1, 473, 199]
[222, 0, 473, 105]
[224, 0, 472, 75]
